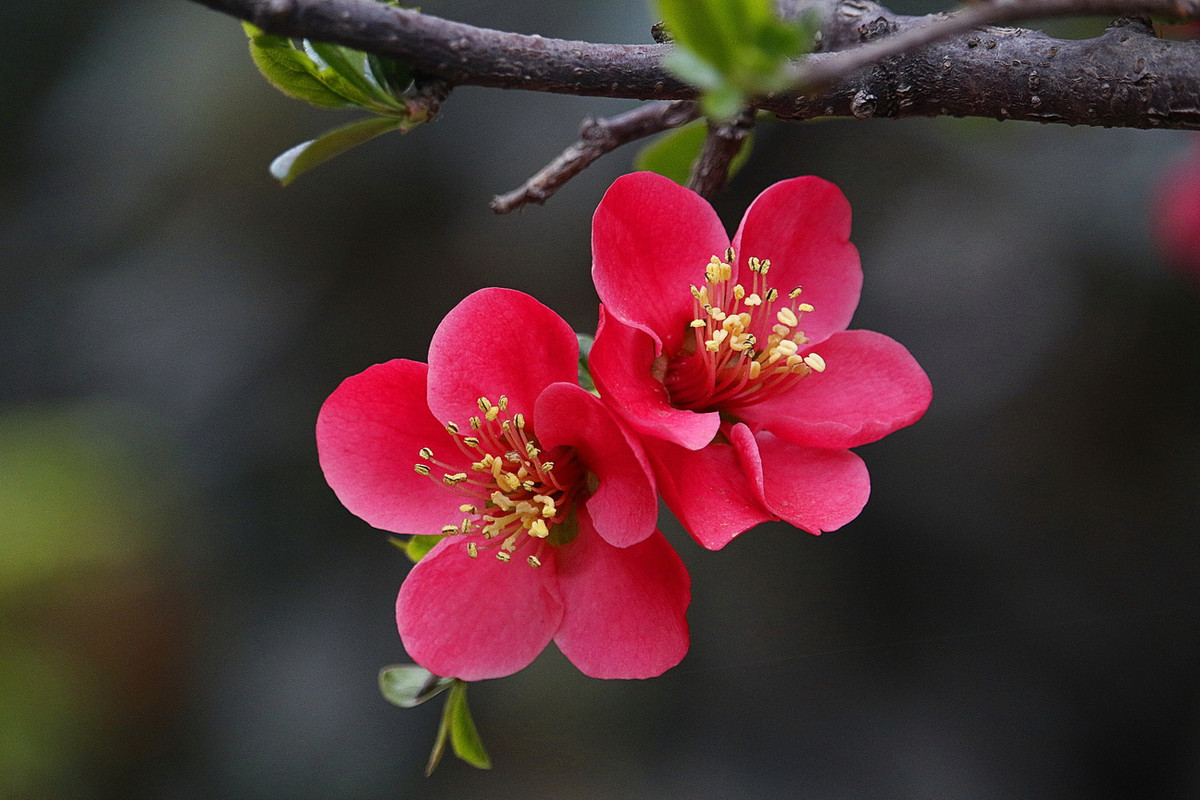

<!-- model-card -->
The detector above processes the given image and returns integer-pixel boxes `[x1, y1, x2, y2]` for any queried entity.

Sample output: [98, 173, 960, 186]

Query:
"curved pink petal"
[427, 288, 579, 425]
[731, 176, 862, 345]
[553, 507, 690, 679]
[316, 359, 471, 534]
[534, 381, 657, 548]
[592, 172, 732, 355]
[396, 537, 564, 681]
[733, 428, 871, 534]
[590, 305, 719, 450]
[646, 434, 773, 550]
[732, 329, 932, 449]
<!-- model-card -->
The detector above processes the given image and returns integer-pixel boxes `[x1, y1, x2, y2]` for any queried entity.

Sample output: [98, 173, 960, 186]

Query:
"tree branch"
[490, 100, 699, 213]
[193, 0, 1200, 131]
[687, 110, 757, 199]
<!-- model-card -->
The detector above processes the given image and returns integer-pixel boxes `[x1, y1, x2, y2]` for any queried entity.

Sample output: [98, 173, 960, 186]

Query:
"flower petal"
[592, 172, 731, 355]
[316, 359, 470, 534]
[646, 433, 773, 550]
[427, 288, 579, 424]
[733, 428, 871, 534]
[590, 305, 720, 450]
[553, 507, 690, 679]
[534, 381, 657, 548]
[396, 537, 564, 681]
[732, 329, 932, 449]
[731, 176, 862, 344]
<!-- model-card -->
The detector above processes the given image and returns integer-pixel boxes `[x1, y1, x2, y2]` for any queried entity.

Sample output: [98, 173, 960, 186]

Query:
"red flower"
[1154, 136, 1200, 288]
[590, 172, 932, 549]
[317, 288, 690, 681]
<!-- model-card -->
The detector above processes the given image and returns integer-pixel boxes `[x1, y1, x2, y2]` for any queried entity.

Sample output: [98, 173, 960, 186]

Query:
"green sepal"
[379, 664, 454, 708]
[404, 534, 443, 563]
[634, 118, 754, 186]
[576, 332, 596, 394]
[270, 116, 407, 184]
[243, 22, 353, 108]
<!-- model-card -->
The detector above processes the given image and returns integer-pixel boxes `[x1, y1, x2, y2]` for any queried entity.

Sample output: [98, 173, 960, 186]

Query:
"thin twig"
[686, 110, 756, 199]
[491, 101, 699, 214]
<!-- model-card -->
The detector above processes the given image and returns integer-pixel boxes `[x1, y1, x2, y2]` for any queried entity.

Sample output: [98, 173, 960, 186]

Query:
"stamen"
[419, 447, 434, 459]
[414, 464, 431, 476]
[803, 352, 827, 372]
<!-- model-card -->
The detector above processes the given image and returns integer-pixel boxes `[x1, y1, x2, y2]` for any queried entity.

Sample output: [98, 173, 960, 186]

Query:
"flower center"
[662, 249, 826, 412]
[414, 395, 583, 567]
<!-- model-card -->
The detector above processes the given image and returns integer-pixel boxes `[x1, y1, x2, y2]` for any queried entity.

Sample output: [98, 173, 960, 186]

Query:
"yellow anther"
[748, 361, 762, 379]
[705, 329, 729, 352]
[772, 323, 792, 338]
[496, 551, 512, 563]
[419, 447, 434, 459]
[690, 319, 707, 328]
[707, 306, 727, 322]
[498, 395, 508, 410]
[469, 416, 482, 430]
[541, 461, 555, 471]
[414, 464, 432, 476]
[471, 460, 488, 472]
[803, 352, 827, 372]
[776, 339, 799, 356]
[445, 421, 460, 435]
[730, 333, 754, 352]
[527, 555, 542, 568]
[765, 288, 779, 303]
[477, 397, 493, 413]
[441, 525, 458, 535]
[733, 284, 746, 300]
[690, 285, 703, 299]
[463, 436, 480, 448]
[530, 518, 550, 538]
[497, 473, 520, 492]
[467, 542, 478, 558]
[459, 504, 477, 514]
[485, 406, 500, 422]
[525, 442, 539, 458]
[748, 257, 762, 273]
[460, 518, 472, 534]
[504, 450, 522, 463]
[744, 293, 763, 307]
[521, 480, 536, 492]
[442, 472, 468, 486]
[705, 260, 722, 283]
[789, 287, 803, 299]
[777, 307, 798, 327]
[798, 302, 815, 313]
[759, 258, 771, 274]
[725, 247, 736, 263]
[514, 413, 526, 429]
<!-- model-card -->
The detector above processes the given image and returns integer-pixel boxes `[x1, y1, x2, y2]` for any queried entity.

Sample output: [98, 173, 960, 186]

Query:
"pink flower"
[590, 172, 932, 549]
[317, 288, 690, 681]
[1153, 136, 1200, 288]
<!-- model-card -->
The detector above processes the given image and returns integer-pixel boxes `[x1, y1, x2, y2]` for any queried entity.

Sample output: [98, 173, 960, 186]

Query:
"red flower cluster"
[317, 174, 931, 681]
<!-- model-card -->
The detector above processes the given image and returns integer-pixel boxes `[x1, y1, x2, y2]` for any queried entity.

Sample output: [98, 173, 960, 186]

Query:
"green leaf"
[243, 22, 353, 108]
[634, 119, 754, 186]
[656, 0, 815, 120]
[445, 681, 491, 770]
[404, 534, 443, 563]
[379, 664, 454, 708]
[270, 116, 406, 184]
[307, 41, 406, 112]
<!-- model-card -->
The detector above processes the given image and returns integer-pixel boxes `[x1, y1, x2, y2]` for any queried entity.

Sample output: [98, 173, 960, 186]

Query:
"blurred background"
[3, 1, 1199, 797]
